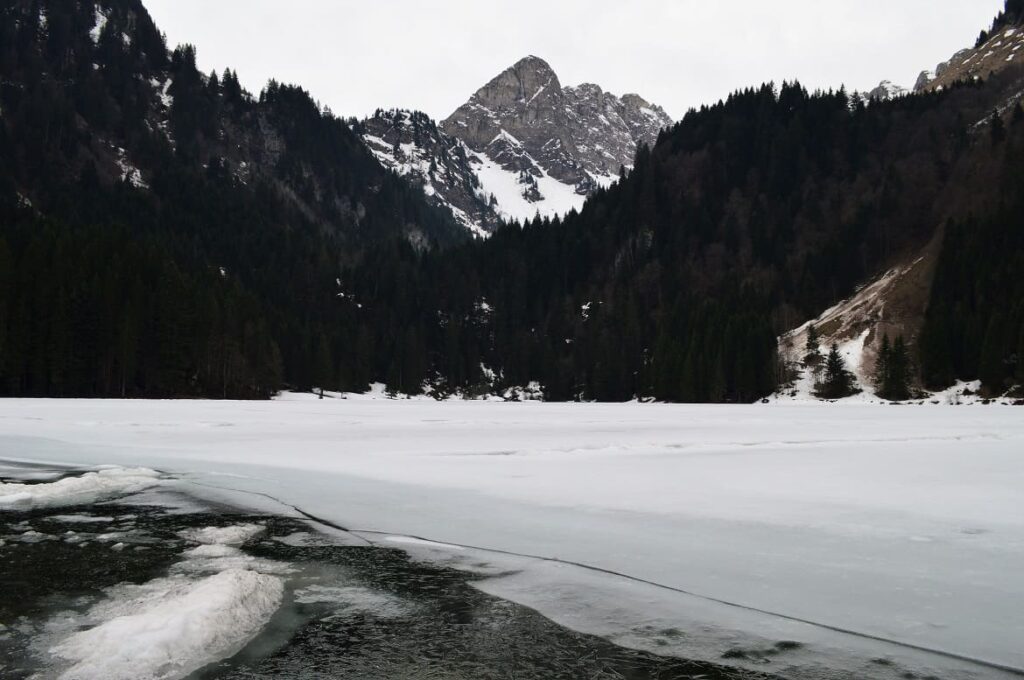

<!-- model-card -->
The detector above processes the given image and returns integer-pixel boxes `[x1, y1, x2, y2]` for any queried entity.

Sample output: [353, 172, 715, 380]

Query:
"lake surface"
[0, 470, 772, 680]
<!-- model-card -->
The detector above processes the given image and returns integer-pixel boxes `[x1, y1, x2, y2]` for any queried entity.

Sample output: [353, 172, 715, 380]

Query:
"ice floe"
[0, 467, 160, 510]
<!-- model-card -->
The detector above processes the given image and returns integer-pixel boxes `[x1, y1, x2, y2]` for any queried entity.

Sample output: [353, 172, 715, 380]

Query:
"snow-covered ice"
[179, 523, 264, 546]
[2, 398, 1023, 677]
[49, 569, 283, 680]
[44, 514, 116, 524]
[39, 521, 288, 679]
[0, 466, 160, 510]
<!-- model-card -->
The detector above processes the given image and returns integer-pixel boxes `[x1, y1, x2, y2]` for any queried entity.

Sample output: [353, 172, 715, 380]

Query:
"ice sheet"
[43, 522, 288, 679]
[49, 569, 283, 680]
[2, 398, 1022, 677]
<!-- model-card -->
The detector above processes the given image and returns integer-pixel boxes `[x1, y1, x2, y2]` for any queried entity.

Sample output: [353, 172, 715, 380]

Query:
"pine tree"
[804, 324, 822, 364]
[991, 110, 1006, 145]
[877, 334, 912, 400]
[816, 343, 857, 399]
[876, 334, 891, 394]
[890, 336, 912, 400]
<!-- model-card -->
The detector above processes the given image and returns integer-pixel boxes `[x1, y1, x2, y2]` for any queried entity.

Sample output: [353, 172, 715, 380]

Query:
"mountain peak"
[442, 57, 671, 184]
[512, 54, 553, 70]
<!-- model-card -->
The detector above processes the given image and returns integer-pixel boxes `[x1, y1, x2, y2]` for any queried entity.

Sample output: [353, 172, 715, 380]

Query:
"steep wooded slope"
[0, 0, 461, 398]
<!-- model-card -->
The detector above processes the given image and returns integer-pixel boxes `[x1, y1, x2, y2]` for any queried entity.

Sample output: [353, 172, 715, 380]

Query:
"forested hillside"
[1, 0, 1022, 402]
[336, 73, 1024, 401]
[0, 0, 460, 398]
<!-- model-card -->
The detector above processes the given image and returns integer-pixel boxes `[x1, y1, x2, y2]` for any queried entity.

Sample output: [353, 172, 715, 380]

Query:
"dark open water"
[0, 483, 772, 680]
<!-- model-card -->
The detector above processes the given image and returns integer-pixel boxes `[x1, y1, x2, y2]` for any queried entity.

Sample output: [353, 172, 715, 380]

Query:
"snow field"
[2, 398, 1023, 677]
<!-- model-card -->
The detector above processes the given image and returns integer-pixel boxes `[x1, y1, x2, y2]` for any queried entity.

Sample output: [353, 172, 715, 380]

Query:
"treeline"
[978, 0, 1024, 46]
[0, 217, 281, 398]
[920, 208, 1024, 396]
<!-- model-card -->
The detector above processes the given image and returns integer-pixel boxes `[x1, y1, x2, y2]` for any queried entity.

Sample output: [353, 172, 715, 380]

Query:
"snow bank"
[50, 569, 283, 680]
[0, 467, 160, 510]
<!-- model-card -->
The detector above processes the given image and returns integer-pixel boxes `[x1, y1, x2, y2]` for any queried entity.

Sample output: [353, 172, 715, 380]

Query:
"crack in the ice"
[182, 478, 375, 546]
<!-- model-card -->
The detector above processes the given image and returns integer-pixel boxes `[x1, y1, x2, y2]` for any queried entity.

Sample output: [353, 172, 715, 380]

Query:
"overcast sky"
[144, 1, 1003, 121]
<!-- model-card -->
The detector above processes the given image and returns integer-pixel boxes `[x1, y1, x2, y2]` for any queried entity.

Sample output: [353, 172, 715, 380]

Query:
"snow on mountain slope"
[773, 244, 940, 402]
[466, 133, 588, 224]
[862, 79, 910, 101]
[359, 110, 497, 237]
[359, 56, 672, 236]
[921, 25, 1024, 92]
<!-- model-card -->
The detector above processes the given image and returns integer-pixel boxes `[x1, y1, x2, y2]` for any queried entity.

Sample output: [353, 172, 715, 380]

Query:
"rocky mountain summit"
[862, 80, 910, 101]
[443, 55, 671, 197]
[358, 56, 672, 235]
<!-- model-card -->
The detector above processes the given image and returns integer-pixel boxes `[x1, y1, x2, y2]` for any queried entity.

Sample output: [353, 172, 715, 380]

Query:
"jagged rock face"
[442, 56, 672, 202]
[360, 110, 500, 236]
[914, 70, 936, 92]
[443, 57, 584, 188]
[360, 56, 672, 235]
[564, 85, 671, 181]
[921, 26, 1024, 92]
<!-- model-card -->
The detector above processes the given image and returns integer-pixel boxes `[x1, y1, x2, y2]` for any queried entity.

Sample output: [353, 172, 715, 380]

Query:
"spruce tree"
[876, 334, 891, 395]
[816, 343, 857, 399]
[805, 324, 822, 364]
[889, 336, 912, 400]
[877, 334, 912, 401]
[991, 111, 1006, 145]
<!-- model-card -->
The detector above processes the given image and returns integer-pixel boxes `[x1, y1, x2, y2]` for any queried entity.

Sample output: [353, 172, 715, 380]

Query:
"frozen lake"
[1, 398, 1022, 679]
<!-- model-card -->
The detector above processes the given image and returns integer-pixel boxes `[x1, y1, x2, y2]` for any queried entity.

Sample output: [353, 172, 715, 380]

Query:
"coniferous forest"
[2, 0, 1023, 401]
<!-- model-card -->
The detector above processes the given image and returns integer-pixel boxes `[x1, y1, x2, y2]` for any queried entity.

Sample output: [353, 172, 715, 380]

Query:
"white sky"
[144, 0, 1003, 122]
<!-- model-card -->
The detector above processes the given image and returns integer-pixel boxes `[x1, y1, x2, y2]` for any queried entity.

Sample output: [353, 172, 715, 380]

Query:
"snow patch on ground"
[773, 260, 921, 402]
[90, 8, 109, 44]
[112, 146, 148, 189]
[470, 148, 586, 224]
[0, 467, 160, 510]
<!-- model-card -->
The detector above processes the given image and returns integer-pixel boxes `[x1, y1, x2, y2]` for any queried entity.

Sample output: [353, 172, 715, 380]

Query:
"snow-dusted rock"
[443, 55, 671, 197]
[361, 56, 672, 235]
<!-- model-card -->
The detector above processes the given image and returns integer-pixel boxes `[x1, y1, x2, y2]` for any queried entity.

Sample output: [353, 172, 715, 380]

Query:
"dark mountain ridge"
[338, 71, 1024, 402]
[0, 0, 462, 399]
